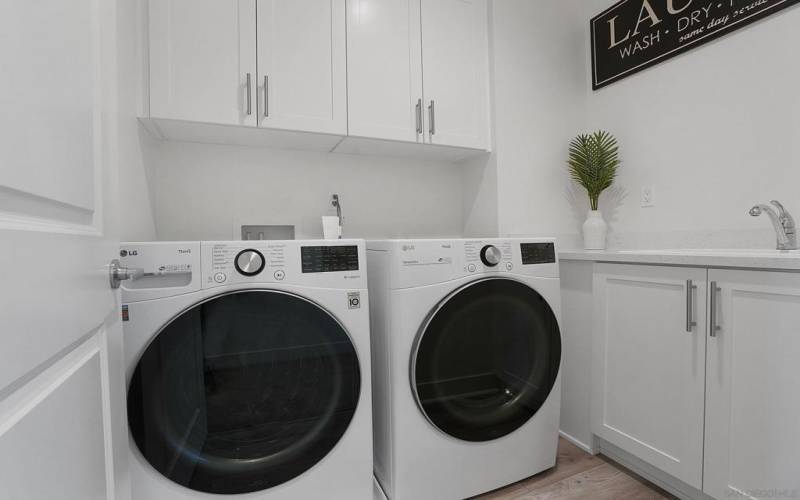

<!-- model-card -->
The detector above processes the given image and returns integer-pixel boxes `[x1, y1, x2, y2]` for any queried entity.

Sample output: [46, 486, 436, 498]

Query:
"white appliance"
[120, 240, 372, 500]
[367, 239, 562, 500]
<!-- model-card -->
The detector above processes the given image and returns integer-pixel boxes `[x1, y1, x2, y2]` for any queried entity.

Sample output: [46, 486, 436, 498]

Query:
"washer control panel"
[202, 240, 366, 289]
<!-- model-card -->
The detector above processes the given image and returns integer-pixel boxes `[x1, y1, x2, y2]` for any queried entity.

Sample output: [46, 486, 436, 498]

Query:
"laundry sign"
[591, 0, 800, 89]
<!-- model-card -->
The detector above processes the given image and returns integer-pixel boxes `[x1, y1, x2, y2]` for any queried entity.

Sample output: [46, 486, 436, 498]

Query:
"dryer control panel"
[367, 238, 558, 289]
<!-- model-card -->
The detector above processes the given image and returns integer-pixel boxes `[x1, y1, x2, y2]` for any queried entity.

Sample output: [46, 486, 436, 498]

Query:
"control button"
[467, 264, 477, 273]
[273, 270, 285, 281]
[234, 249, 265, 277]
[214, 272, 227, 283]
[505, 262, 514, 271]
[480, 245, 502, 267]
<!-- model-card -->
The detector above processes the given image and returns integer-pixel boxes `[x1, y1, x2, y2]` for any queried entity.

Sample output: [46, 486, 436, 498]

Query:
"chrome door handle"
[264, 75, 269, 118]
[246, 73, 252, 115]
[428, 100, 436, 136]
[709, 281, 721, 337]
[109, 259, 144, 289]
[686, 280, 697, 332]
[415, 98, 422, 136]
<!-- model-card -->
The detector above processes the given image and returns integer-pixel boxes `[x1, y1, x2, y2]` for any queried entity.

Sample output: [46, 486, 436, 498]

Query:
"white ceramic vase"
[582, 209, 608, 250]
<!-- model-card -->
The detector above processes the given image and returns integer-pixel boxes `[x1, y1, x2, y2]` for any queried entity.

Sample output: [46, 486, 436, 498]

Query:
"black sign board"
[591, 0, 800, 89]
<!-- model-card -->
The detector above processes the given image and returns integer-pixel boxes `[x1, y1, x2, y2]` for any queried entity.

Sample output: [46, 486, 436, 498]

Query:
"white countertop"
[559, 248, 800, 271]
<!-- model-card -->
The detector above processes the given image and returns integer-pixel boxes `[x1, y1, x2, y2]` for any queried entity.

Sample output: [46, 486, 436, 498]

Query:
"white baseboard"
[595, 438, 713, 500]
[558, 430, 595, 455]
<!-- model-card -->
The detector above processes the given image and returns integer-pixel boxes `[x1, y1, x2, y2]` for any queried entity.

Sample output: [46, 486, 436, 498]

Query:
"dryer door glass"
[127, 290, 361, 495]
[413, 278, 561, 442]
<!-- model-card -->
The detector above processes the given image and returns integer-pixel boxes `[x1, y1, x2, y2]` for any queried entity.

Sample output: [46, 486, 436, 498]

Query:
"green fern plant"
[567, 131, 620, 211]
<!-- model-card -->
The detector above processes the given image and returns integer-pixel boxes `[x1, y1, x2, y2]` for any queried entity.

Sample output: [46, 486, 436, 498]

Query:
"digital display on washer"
[301, 245, 359, 273]
[520, 242, 556, 265]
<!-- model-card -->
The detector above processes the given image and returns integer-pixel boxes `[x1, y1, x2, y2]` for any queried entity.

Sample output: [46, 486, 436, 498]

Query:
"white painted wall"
[489, 0, 589, 247]
[583, 0, 800, 249]
[151, 141, 465, 241]
[117, 0, 158, 242]
[558, 260, 595, 452]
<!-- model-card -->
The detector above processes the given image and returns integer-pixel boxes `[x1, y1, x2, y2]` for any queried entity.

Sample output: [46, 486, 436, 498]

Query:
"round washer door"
[412, 278, 561, 442]
[127, 290, 361, 495]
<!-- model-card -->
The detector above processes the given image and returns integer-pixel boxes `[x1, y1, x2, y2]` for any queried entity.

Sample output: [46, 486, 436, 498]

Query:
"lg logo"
[120, 249, 138, 257]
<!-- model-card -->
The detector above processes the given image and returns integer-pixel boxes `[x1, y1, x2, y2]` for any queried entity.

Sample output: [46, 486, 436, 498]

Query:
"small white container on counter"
[322, 216, 341, 240]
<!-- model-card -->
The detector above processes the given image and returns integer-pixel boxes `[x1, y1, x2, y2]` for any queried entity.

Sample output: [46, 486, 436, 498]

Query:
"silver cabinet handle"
[415, 98, 422, 136]
[109, 259, 144, 289]
[686, 280, 697, 332]
[428, 100, 436, 136]
[709, 282, 721, 337]
[246, 73, 253, 115]
[264, 75, 269, 118]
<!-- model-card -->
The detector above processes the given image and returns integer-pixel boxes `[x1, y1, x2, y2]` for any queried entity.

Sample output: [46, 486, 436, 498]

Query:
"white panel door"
[149, 0, 257, 126]
[0, 0, 126, 499]
[420, 0, 489, 149]
[704, 270, 800, 500]
[257, 0, 347, 134]
[346, 0, 424, 143]
[592, 264, 707, 489]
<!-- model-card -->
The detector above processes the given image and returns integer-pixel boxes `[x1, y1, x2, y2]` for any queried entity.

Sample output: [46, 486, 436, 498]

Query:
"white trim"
[558, 430, 595, 455]
[597, 438, 712, 500]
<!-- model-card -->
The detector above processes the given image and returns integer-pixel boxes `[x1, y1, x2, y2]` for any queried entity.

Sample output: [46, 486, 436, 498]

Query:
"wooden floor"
[474, 438, 677, 500]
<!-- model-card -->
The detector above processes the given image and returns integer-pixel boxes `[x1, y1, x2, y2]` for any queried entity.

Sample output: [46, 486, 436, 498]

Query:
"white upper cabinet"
[257, 0, 347, 134]
[421, 0, 489, 149]
[345, 0, 489, 150]
[592, 264, 707, 490]
[149, 0, 257, 126]
[704, 269, 800, 500]
[346, 0, 423, 142]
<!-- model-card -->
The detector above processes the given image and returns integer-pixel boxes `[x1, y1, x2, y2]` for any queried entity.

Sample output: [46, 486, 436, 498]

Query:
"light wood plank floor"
[473, 438, 677, 500]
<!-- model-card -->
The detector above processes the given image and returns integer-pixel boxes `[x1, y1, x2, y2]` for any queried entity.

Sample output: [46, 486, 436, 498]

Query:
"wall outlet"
[641, 185, 655, 207]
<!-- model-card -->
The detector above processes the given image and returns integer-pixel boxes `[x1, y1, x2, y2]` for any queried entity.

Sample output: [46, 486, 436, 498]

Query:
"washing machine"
[119, 240, 372, 500]
[367, 239, 562, 500]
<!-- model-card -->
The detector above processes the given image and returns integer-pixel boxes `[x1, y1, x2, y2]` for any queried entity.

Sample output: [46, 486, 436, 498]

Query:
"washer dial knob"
[480, 245, 502, 267]
[234, 249, 265, 276]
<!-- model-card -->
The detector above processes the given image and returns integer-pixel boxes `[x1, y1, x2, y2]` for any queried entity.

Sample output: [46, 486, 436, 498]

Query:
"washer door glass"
[413, 279, 561, 442]
[127, 290, 361, 495]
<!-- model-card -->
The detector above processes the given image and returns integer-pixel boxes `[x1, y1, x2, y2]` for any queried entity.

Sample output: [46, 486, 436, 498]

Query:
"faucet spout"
[750, 201, 797, 250]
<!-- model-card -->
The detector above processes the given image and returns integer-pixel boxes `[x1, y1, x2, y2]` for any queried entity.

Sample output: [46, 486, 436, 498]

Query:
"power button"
[467, 264, 477, 273]
[214, 272, 227, 283]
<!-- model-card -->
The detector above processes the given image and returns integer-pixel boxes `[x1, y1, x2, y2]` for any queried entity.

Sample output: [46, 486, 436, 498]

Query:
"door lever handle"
[109, 259, 144, 289]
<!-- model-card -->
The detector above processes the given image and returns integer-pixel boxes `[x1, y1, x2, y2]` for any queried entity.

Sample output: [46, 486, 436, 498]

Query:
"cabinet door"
[592, 264, 707, 489]
[704, 270, 800, 500]
[257, 0, 347, 134]
[420, 0, 489, 149]
[346, 0, 424, 142]
[149, 0, 257, 126]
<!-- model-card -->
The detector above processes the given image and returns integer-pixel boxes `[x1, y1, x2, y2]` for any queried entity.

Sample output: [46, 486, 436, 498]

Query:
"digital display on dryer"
[520, 243, 555, 265]
[301, 246, 359, 273]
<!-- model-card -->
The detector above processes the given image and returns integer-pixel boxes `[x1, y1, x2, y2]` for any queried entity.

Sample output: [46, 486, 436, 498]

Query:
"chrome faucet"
[331, 194, 343, 238]
[749, 200, 797, 250]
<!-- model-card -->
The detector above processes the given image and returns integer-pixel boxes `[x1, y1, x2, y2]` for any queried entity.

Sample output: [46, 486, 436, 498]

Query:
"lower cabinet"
[592, 264, 707, 489]
[593, 264, 800, 499]
[704, 269, 800, 500]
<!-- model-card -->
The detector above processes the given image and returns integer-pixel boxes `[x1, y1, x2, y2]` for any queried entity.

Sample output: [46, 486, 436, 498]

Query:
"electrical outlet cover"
[641, 185, 655, 207]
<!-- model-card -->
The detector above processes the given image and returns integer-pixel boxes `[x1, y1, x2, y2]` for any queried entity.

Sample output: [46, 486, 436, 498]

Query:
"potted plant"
[567, 130, 621, 250]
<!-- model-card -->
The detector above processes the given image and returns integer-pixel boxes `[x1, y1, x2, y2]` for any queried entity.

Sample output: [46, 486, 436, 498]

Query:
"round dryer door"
[127, 290, 361, 495]
[412, 278, 561, 442]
